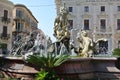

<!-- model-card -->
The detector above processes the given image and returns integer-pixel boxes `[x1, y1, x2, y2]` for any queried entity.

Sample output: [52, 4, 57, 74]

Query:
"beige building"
[12, 4, 51, 53]
[0, 0, 14, 54]
[0, 1, 50, 54]
[55, 0, 120, 54]
[12, 4, 38, 42]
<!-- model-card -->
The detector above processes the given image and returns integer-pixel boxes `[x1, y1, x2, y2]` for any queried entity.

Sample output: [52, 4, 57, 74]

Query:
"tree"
[112, 48, 120, 57]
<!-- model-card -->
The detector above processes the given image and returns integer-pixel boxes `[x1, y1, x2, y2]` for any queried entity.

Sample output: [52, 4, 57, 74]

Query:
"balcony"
[14, 16, 24, 21]
[0, 33, 10, 40]
[1, 17, 11, 24]
[100, 28, 106, 32]
[98, 12, 108, 18]
[94, 26, 112, 35]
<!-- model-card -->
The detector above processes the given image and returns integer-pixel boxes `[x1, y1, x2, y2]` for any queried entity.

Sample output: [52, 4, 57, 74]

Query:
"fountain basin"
[55, 57, 120, 79]
[0, 56, 38, 79]
[0, 56, 120, 79]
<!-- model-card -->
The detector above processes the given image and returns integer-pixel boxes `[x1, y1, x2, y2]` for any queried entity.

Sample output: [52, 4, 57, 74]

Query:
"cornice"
[114, 13, 120, 18]
[15, 4, 38, 23]
[81, 14, 91, 18]
[0, 0, 14, 6]
[97, 13, 108, 18]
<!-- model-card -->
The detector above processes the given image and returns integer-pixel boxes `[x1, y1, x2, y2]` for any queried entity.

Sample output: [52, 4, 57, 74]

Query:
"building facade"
[0, 0, 14, 54]
[12, 4, 38, 43]
[55, 0, 120, 54]
[12, 4, 52, 54]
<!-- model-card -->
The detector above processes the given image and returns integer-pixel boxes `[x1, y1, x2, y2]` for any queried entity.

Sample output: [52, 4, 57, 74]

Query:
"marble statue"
[11, 32, 36, 56]
[11, 34, 22, 55]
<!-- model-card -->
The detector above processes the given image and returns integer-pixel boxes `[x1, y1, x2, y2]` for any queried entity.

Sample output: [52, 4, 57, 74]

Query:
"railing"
[1, 17, 10, 24]
[0, 33, 10, 40]
[14, 16, 24, 21]
[94, 26, 112, 34]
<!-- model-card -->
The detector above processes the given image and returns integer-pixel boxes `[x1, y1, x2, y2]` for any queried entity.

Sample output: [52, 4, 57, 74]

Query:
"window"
[117, 19, 120, 30]
[68, 20, 73, 30]
[4, 10, 8, 19]
[16, 10, 23, 18]
[84, 19, 89, 30]
[68, 7, 73, 12]
[16, 22, 23, 32]
[100, 19, 106, 30]
[84, 6, 89, 12]
[3, 26, 7, 37]
[101, 6, 105, 12]
[117, 6, 120, 11]
[118, 41, 120, 48]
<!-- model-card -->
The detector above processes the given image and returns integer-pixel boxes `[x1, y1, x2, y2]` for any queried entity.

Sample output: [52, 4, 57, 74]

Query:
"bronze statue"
[73, 30, 108, 57]
[78, 30, 94, 57]
[53, 4, 69, 40]
[52, 4, 70, 54]
[51, 4, 108, 57]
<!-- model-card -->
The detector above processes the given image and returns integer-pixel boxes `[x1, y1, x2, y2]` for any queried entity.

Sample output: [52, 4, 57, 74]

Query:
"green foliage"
[45, 70, 60, 80]
[0, 57, 5, 67]
[26, 53, 70, 80]
[0, 43, 7, 49]
[35, 69, 48, 80]
[35, 69, 60, 80]
[26, 53, 70, 69]
[112, 48, 120, 57]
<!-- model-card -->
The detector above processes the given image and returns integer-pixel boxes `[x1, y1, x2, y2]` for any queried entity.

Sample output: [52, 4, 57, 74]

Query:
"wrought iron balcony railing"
[1, 17, 10, 24]
[0, 33, 10, 40]
[14, 16, 24, 21]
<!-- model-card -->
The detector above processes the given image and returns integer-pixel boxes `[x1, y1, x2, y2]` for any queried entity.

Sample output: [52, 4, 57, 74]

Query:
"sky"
[10, 0, 56, 42]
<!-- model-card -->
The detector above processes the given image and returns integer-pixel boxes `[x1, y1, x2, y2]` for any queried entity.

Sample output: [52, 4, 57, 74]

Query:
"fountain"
[22, 4, 95, 57]
[9, 30, 50, 59]
[11, 32, 35, 56]
[47, 4, 120, 79]
[0, 4, 120, 80]
[48, 3, 108, 58]
[48, 3, 71, 56]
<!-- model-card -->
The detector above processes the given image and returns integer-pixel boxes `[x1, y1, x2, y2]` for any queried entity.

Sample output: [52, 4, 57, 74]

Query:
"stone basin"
[0, 56, 120, 80]
[55, 57, 120, 79]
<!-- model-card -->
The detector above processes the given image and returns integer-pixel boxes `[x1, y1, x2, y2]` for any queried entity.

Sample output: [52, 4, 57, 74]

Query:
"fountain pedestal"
[55, 57, 120, 79]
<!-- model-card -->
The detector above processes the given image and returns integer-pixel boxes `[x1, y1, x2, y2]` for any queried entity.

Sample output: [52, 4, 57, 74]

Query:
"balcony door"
[4, 10, 8, 20]
[3, 26, 7, 37]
